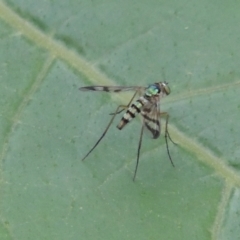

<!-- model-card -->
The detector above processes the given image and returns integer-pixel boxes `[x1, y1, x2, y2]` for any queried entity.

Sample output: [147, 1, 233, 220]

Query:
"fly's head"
[145, 82, 171, 98]
[159, 82, 171, 96]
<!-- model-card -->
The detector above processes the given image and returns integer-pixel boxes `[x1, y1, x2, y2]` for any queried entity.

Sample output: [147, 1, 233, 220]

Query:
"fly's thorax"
[145, 84, 160, 97]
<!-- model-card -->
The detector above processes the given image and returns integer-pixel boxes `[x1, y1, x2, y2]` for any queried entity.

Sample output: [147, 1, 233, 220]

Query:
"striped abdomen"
[117, 96, 148, 130]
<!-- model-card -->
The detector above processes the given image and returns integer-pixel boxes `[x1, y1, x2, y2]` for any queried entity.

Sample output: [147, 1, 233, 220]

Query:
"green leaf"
[0, 0, 240, 239]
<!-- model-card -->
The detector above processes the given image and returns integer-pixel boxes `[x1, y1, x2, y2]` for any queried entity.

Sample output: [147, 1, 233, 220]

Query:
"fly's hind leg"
[82, 104, 129, 161]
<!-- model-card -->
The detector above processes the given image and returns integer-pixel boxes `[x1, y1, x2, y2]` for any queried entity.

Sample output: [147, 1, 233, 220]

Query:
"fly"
[79, 82, 176, 180]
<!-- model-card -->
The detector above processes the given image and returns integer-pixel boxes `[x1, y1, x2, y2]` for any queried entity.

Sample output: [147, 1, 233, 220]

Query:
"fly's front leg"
[159, 112, 177, 145]
[159, 112, 177, 167]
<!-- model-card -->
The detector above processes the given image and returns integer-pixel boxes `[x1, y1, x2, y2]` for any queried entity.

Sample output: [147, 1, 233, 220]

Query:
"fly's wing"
[141, 101, 161, 139]
[79, 86, 145, 93]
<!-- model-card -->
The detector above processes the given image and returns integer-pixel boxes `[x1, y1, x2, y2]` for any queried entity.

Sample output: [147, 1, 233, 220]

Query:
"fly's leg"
[133, 123, 144, 181]
[159, 112, 177, 167]
[110, 90, 139, 115]
[82, 104, 128, 161]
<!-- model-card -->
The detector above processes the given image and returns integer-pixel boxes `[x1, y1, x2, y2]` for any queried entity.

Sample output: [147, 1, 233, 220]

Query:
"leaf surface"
[0, 0, 240, 239]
